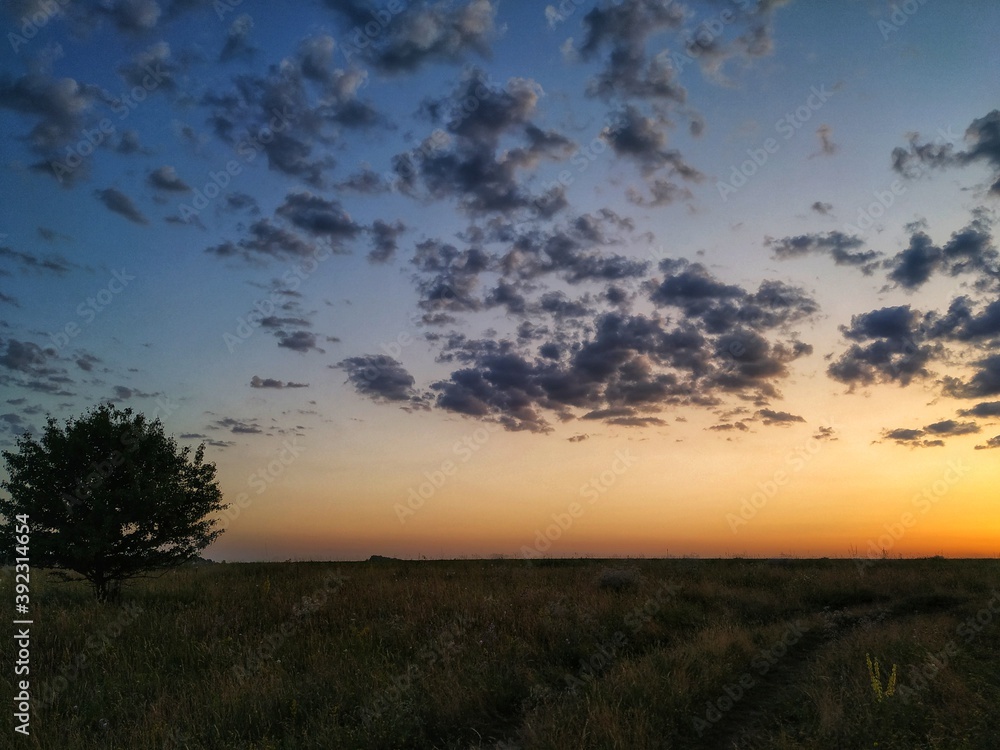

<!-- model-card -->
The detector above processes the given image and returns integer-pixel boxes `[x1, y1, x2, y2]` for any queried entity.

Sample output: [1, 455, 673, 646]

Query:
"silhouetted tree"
[0, 404, 227, 601]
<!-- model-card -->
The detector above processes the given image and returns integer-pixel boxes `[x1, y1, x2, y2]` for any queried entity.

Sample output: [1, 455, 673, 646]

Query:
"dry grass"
[2, 557, 999, 749]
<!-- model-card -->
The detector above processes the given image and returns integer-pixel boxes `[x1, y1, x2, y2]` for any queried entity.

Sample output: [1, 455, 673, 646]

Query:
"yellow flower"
[866, 653, 898, 702]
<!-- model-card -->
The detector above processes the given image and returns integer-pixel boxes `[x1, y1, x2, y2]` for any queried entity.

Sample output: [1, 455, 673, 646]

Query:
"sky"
[1, 0, 999, 562]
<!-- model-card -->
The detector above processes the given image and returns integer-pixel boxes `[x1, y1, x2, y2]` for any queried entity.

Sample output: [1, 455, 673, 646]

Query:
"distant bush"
[596, 567, 642, 591]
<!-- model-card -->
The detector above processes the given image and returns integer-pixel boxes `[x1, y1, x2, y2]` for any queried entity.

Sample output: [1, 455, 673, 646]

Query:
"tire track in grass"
[705, 595, 971, 749]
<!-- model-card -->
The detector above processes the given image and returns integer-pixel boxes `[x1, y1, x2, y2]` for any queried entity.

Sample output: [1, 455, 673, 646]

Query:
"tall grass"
[1, 558, 998, 749]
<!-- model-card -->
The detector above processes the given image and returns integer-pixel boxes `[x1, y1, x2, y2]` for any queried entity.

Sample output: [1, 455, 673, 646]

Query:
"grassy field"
[3, 557, 1000, 749]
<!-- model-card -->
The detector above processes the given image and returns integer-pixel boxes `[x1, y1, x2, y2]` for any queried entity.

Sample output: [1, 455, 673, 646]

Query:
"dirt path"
[699, 594, 969, 749]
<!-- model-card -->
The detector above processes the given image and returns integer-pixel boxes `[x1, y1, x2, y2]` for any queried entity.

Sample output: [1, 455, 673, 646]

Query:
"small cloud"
[882, 426, 945, 448]
[94, 188, 149, 225]
[923, 419, 980, 436]
[276, 331, 324, 354]
[811, 201, 833, 215]
[336, 354, 429, 410]
[709, 422, 749, 432]
[147, 165, 191, 192]
[213, 417, 263, 434]
[813, 425, 837, 441]
[958, 401, 1000, 418]
[814, 124, 837, 156]
[757, 409, 805, 426]
[250, 375, 309, 389]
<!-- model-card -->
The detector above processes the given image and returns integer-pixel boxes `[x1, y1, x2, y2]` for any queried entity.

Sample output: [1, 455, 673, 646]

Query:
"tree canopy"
[0, 403, 227, 601]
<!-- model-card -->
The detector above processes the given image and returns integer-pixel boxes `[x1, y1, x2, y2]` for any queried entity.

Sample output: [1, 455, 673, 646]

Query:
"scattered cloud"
[95, 188, 149, 225]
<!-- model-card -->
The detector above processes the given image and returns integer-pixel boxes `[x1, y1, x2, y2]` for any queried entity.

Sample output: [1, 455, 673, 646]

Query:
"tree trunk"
[93, 576, 122, 603]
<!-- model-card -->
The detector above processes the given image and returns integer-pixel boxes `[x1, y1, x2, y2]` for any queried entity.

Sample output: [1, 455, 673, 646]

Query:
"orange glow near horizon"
[207, 407, 1000, 562]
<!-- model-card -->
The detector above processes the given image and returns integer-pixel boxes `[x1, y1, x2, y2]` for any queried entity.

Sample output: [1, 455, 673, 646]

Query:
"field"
[3, 557, 1000, 749]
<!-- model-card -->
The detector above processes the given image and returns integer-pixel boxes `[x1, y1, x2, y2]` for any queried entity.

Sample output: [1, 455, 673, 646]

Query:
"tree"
[0, 403, 227, 601]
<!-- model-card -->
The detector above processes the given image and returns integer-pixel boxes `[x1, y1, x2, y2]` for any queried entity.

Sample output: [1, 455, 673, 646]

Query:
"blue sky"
[2, 0, 1000, 560]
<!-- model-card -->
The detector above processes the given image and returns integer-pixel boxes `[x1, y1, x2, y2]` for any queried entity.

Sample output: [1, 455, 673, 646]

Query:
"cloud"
[276, 331, 324, 354]
[709, 421, 750, 432]
[393, 71, 572, 217]
[117, 42, 177, 92]
[369, 219, 406, 263]
[958, 401, 1000, 418]
[811, 201, 832, 215]
[886, 231, 941, 290]
[601, 106, 702, 180]
[577, 0, 686, 101]
[213, 417, 263, 434]
[207, 219, 320, 263]
[923, 419, 980, 436]
[881, 418, 979, 447]
[260, 316, 311, 329]
[250, 376, 309, 389]
[0, 72, 98, 172]
[423, 277, 814, 433]
[275, 191, 362, 241]
[882, 427, 936, 446]
[103, 0, 162, 33]
[225, 192, 260, 214]
[349, 0, 499, 74]
[942, 354, 1000, 399]
[147, 165, 191, 192]
[974, 435, 1000, 450]
[767, 231, 880, 273]
[220, 13, 255, 61]
[813, 425, 837, 440]
[476, 210, 644, 293]
[828, 305, 938, 388]
[336, 168, 392, 194]
[0, 339, 51, 373]
[94, 188, 149, 225]
[626, 178, 692, 207]
[756, 408, 805, 425]
[0, 245, 76, 275]
[202, 33, 379, 189]
[647, 259, 818, 333]
[814, 124, 837, 156]
[337, 354, 430, 409]
[892, 109, 1000, 195]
